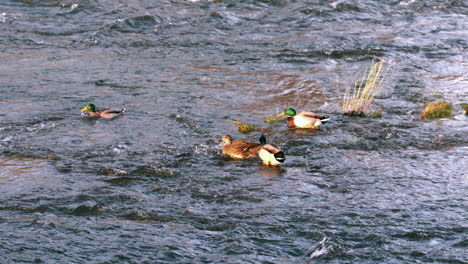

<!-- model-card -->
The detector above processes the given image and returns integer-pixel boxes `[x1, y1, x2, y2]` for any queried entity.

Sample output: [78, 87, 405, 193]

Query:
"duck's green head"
[81, 104, 96, 113]
[273, 108, 296, 119]
[283, 108, 296, 116]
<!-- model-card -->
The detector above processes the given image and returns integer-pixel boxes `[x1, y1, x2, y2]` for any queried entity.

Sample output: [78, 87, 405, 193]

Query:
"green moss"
[264, 115, 281, 123]
[343, 111, 366, 117]
[343, 110, 381, 118]
[228, 120, 256, 133]
[420, 100, 452, 120]
[428, 89, 443, 99]
[461, 103, 468, 114]
[368, 110, 382, 118]
[210, 12, 222, 18]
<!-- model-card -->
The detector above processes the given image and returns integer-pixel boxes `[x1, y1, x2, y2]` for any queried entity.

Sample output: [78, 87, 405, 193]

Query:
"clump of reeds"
[228, 120, 256, 133]
[342, 59, 387, 116]
[420, 100, 452, 120]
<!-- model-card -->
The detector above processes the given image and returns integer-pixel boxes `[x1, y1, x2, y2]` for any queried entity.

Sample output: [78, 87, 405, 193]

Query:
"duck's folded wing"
[239, 142, 259, 150]
[236, 141, 261, 153]
[262, 144, 281, 154]
[100, 108, 124, 114]
[300, 111, 322, 118]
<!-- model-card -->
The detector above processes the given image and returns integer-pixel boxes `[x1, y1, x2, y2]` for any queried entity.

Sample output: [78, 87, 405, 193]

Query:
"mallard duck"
[80, 104, 125, 119]
[275, 108, 329, 129]
[219, 135, 262, 159]
[258, 135, 285, 166]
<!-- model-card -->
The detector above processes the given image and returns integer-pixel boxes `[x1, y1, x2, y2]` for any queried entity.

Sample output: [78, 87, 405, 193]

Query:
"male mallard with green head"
[80, 104, 125, 119]
[275, 108, 329, 129]
[258, 135, 285, 166]
[220, 135, 262, 159]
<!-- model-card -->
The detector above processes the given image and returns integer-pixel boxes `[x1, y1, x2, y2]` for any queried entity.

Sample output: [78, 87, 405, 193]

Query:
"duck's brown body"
[84, 109, 125, 119]
[220, 135, 262, 159]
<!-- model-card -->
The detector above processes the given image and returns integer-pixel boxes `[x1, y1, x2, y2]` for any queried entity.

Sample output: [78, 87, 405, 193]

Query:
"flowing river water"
[0, 0, 467, 263]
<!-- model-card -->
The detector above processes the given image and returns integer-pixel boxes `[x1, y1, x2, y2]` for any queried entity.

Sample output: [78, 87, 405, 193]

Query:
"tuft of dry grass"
[342, 59, 388, 116]
[420, 100, 452, 120]
[228, 120, 256, 133]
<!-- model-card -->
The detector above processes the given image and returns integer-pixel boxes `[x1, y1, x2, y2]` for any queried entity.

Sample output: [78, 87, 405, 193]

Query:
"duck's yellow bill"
[80, 106, 89, 112]
[275, 112, 285, 118]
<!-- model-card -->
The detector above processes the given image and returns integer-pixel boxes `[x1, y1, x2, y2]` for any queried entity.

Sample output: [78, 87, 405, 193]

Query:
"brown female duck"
[219, 135, 262, 159]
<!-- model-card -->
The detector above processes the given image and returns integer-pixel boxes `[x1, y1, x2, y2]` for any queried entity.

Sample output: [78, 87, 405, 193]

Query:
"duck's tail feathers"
[121, 108, 126, 114]
[320, 115, 330, 123]
[274, 151, 286, 163]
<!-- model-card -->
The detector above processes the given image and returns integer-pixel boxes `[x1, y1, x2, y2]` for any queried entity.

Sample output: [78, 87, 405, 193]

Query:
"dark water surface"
[1, 0, 467, 263]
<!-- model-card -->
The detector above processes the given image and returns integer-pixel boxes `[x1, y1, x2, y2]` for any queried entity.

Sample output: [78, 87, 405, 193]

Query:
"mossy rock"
[461, 103, 468, 115]
[229, 120, 255, 133]
[264, 115, 281, 123]
[420, 100, 452, 120]
[343, 110, 381, 118]
[343, 111, 366, 117]
[368, 111, 382, 118]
